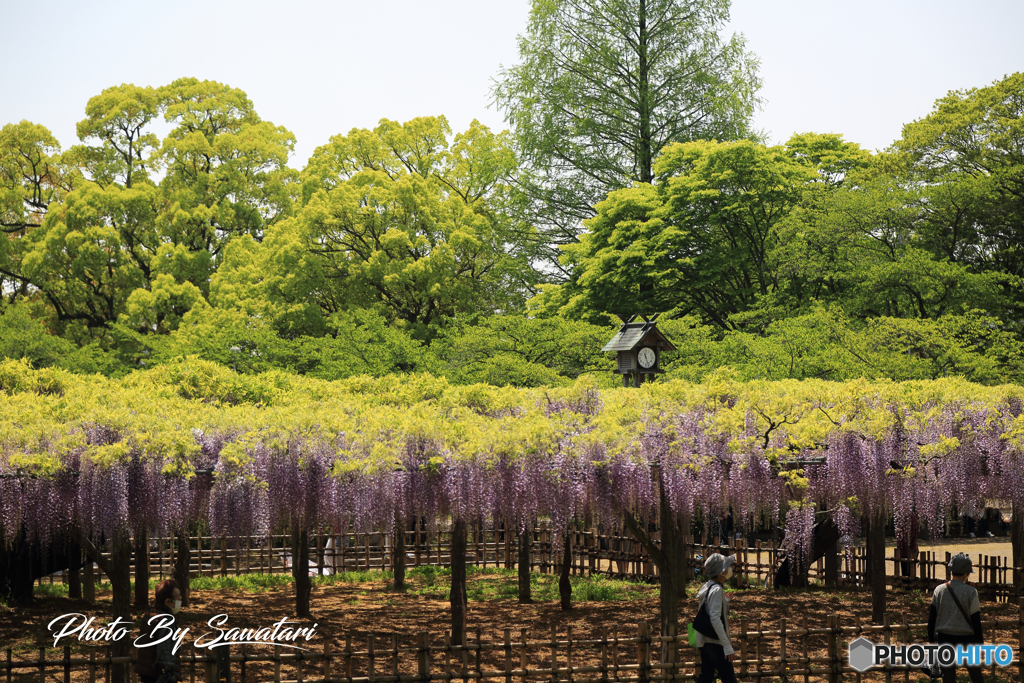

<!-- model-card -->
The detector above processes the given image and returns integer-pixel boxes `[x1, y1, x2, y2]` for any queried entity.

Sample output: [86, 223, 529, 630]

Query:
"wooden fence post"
[549, 626, 557, 683]
[883, 613, 892, 683]
[637, 623, 650, 683]
[503, 630, 512, 683]
[827, 615, 840, 683]
[418, 632, 431, 681]
[1018, 598, 1023, 683]
[779, 618, 787, 679]
[739, 618, 748, 678]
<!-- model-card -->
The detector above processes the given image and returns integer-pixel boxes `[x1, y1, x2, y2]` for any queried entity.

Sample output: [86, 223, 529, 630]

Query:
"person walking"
[927, 553, 983, 683]
[694, 553, 737, 683]
[135, 579, 184, 683]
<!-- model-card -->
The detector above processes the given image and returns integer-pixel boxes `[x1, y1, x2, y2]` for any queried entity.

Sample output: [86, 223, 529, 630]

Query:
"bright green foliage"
[894, 72, 1024, 315]
[659, 308, 1024, 384]
[21, 182, 157, 338]
[209, 233, 328, 337]
[492, 0, 761, 268]
[548, 139, 811, 326]
[0, 121, 78, 302]
[0, 300, 115, 374]
[156, 78, 297, 251]
[114, 302, 429, 380]
[279, 116, 537, 340]
[2, 79, 299, 343]
[3, 355, 1024, 478]
[783, 132, 872, 186]
[74, 83, 161, 188]
[430, 316, 615, 386]
[775, 160, 1010, 322]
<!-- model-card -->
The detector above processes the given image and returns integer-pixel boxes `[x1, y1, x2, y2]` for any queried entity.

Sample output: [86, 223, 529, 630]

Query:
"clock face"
[637, 347, 656, 369]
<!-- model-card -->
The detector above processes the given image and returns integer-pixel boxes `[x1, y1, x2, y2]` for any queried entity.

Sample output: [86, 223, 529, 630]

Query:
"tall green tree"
[257, 116, 540, 340]
[492, 0, 761, 273]
[2, 80, 298, 343]
[0, 122, 78, 303]
[894, 72, 1024, 321]
[539, 139, 808, 327]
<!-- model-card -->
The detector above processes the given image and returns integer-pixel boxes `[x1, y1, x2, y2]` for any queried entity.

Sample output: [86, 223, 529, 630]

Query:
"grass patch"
[190, 574, 294, 591]
[30, 566, 655, 604]
[33, 583, 71, 599]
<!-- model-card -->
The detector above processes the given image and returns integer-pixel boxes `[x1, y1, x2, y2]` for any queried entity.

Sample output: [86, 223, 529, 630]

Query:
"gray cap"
[704, 552, 735, 578]
[949, 553, 973, 575]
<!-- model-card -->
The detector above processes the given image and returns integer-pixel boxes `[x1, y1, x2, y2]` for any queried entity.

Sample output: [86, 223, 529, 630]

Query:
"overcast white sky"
[1, 0, 1022, 167]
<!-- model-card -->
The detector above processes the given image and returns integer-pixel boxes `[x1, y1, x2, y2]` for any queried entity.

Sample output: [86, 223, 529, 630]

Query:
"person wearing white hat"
[927, 553, 983, 683]
[694, 552, 737, 683]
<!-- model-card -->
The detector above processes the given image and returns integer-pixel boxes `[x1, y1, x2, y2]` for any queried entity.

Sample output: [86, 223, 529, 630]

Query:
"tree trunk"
[559, 528, 572, 610]
[134, 527, 149, 608]
[865, 511, 887, 624]
[774, 515, 841, 588]
[824, 538, 839, 587]
[517, 525, 532, 604]
[109, 530, 133, 683]
[656, 488, 687, 665]
[174, 529, 191, 607]
[450, 517, 468, 647]
[394, 515, 406, 591]
[1011, 501, 1023, 579]
[83, 551, 95, 603]
[637, 0, 652, 183]
[68, 537, 82, 600]
[10, 528, 34, 607]
[291, 525, 311, 618]
[74, 528, 131, 681]
[620, 467, 688, 665]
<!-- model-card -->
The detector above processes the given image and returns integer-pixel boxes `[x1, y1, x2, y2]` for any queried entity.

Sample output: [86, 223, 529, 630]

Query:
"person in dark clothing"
[927, 554, 983, 683]
[135, 579, 183, 683]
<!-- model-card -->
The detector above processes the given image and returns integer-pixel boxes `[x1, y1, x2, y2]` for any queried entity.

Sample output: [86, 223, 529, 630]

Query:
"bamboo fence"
[42, 525, 1023, 602]
[4, 602, 1024, 683]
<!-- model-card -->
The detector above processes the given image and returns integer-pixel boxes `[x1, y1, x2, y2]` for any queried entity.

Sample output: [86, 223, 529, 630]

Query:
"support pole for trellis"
[637, 623, 650, 683]
[827, 615, 840, 683]
[418, 632, 430, 681]
[1018, 598, 1023, 683]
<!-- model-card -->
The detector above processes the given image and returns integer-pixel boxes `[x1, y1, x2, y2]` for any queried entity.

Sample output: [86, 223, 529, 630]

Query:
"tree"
[1, 80, 299, 346]
[775, 162, 1011, 323]
[290, 117, 538, 340]
[0, 122, 77, 303]
[155, 77, 297, 256]
[429, 315, 614, 386]
[545, 139, 809, 327]
[493, 0, 761, 272]
[894, 72, 1024, 321]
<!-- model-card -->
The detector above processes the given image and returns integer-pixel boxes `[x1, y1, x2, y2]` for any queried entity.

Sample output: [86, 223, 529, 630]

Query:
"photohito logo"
[848, 637, 1014, 673]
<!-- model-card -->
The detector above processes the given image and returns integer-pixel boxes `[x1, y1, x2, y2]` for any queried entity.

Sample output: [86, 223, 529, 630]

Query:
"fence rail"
[5, 602, 1024, 683]
[45, 525, 1022, 601]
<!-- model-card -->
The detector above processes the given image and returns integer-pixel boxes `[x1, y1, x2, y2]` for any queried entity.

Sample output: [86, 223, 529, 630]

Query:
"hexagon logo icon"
[848, 637, 875, 673]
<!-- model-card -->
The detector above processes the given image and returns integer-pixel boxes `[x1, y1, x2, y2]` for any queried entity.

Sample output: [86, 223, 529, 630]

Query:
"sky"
[1, 0, 1022, 167]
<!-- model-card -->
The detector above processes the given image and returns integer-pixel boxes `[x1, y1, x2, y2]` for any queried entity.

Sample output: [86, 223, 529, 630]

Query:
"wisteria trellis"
[2, 361, 1024, 612]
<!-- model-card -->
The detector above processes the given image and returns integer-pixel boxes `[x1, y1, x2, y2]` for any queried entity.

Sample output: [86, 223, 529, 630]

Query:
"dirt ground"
[888, 536, 1015, 566]
[3, 567, 1021, 683]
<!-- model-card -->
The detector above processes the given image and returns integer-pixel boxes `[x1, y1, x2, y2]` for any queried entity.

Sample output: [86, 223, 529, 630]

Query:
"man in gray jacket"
[695, 553, 737, 683]
[927, 553, 983, 683]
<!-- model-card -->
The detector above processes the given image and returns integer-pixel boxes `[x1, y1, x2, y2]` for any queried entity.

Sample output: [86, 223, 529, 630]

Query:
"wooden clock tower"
[601, 315, 676, 387]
